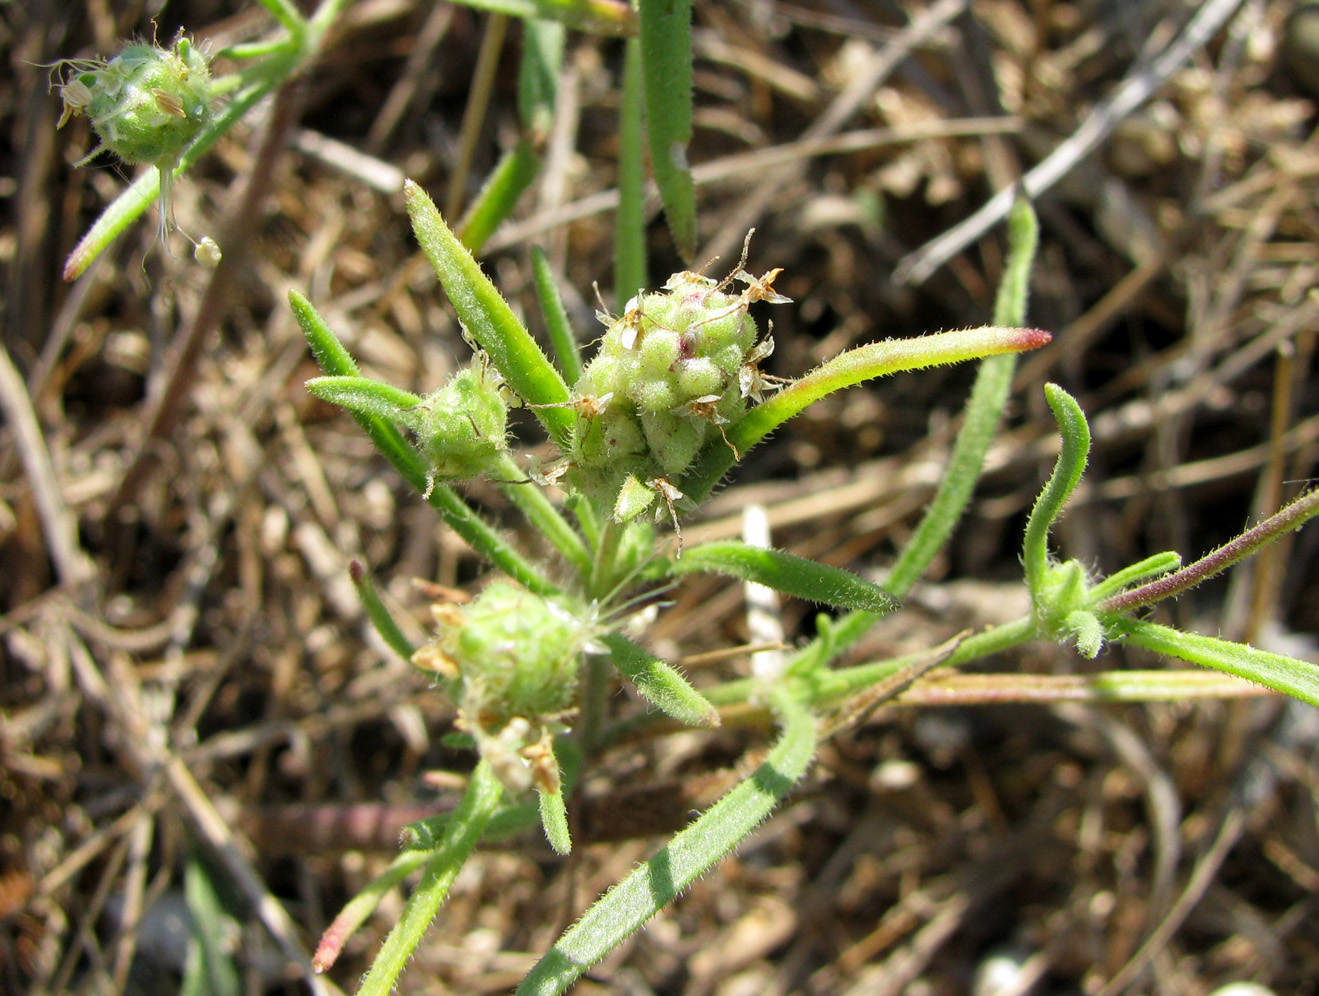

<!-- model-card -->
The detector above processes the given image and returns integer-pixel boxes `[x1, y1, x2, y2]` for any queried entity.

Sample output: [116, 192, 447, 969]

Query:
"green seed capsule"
[67, 35, 213, 169]
[400, 360, 510, 486]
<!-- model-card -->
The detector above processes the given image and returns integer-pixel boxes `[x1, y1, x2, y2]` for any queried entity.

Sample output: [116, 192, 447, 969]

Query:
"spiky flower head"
[57, 34, 212, 169]
[565, 265, 789, 522]
[412, 583, 590, 792]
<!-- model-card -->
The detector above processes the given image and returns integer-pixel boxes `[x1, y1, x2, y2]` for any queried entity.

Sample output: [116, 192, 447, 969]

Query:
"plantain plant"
[56, 3, 1319, 995]
[291, 188, 1319, 995]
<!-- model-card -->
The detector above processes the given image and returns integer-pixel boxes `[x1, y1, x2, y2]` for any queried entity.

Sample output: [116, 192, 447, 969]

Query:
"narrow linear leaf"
[682, 325, 1052, 503]
[314, 850, 430, 972]
[516, 689, 816, 996]
[349, 561, 418, 662]
[531, 247, 583, 384]
[601, 632, 719, 728]
[638, 0, 697, 257]
[519, 17, 566, 138]
[615, 33, 648, 302]
[490, 453, 592, 577]
[356, 762, 504, 996]
[1022, 383, 1090, 592]
[290, 288, 359, 377]
[183, 853, 241, 996]
[445, 0, 636, 35]
[456, 140, 542, 253]
[885, 197, 1041, 599]
[404, 180, 573, 446]
[1113, 618, 1319, 709]
[305, 375, 421, 422]
[673, 541, 897, 614]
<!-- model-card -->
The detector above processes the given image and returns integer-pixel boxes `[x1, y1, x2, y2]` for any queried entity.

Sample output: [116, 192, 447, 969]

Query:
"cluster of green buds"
[54, 33, 217, 260]
[563, 264, 790, 523]
[411, 583, 592, 793]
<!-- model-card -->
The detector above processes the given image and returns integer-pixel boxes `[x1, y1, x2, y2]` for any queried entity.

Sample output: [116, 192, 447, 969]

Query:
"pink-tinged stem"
[1098, 489, 1319, 615]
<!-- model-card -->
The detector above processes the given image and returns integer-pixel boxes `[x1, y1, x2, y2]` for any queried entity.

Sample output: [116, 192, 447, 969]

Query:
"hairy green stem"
[356, 763, 503, 996]
[1022, 383, 1090, 594]
[516, 686, 815, 996]
[1098, 490, 1319, 614]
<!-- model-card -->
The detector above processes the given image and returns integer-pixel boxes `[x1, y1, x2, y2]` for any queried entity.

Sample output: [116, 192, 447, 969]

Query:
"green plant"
[291, 178, 1319, 995]
[56, 0, 635, 280]
[55, 4, 1319, 995]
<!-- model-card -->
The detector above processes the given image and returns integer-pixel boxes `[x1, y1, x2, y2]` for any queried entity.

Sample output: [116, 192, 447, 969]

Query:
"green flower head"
[565, 264, 789, 521]
[412, 583, 591, 792]
[58, 34, 213, 169]
[401, 359, 510, 486]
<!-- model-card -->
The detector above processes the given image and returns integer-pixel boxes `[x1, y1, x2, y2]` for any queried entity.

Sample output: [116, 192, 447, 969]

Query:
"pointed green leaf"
[404, 179, 573, 447]
[673, 540, 897, 614]
[538, 785, 572, 855]
[439, 0, 635, 35]
[516, 688, 815, 996]
[530, 247, 583, 384]
[456, 140, 542, 253]
[615, 34, 648, 300]
[638, 0, 697, 257]
[305, 375, 422, 422]
[681, 325, 1053, 503]
[1114, 619, 1319, 709]
[885, 196, 1040, 599]
[356, 763, 504, 996]
[601, 632, 719, 728]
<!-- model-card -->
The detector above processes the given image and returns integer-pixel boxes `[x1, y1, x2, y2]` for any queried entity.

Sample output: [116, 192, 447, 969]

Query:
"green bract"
[399, 360, 510, 487]
[413, 583, 590, 793]
[62, 35, 213, 168]
[566, 267, 789, 520]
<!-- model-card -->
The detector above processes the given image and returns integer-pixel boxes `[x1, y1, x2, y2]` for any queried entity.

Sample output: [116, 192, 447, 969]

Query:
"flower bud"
[63, 35, 213, 169]
[565, 265, 788, 519]
[401, 360, 509, 483]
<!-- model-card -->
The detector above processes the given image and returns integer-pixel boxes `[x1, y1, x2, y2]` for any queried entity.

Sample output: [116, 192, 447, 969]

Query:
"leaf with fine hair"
[531, 247, 583, 384]
[672, 541, 898, 614]
[305, 375, 421, 422]
[1112, 618, 1319, 708]
[1022, 383, 1090, 595]
[600, 632, 719, 729]
[638, 0, 696, 257]
[404, 180, 573, 447]
[355, 763, 504, 996]
[681, 325, 1052, 503]
[515, 688, 816, 996]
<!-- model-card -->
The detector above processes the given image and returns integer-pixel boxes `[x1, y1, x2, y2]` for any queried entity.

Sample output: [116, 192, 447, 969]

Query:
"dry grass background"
[3, 1, 1319, 994]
